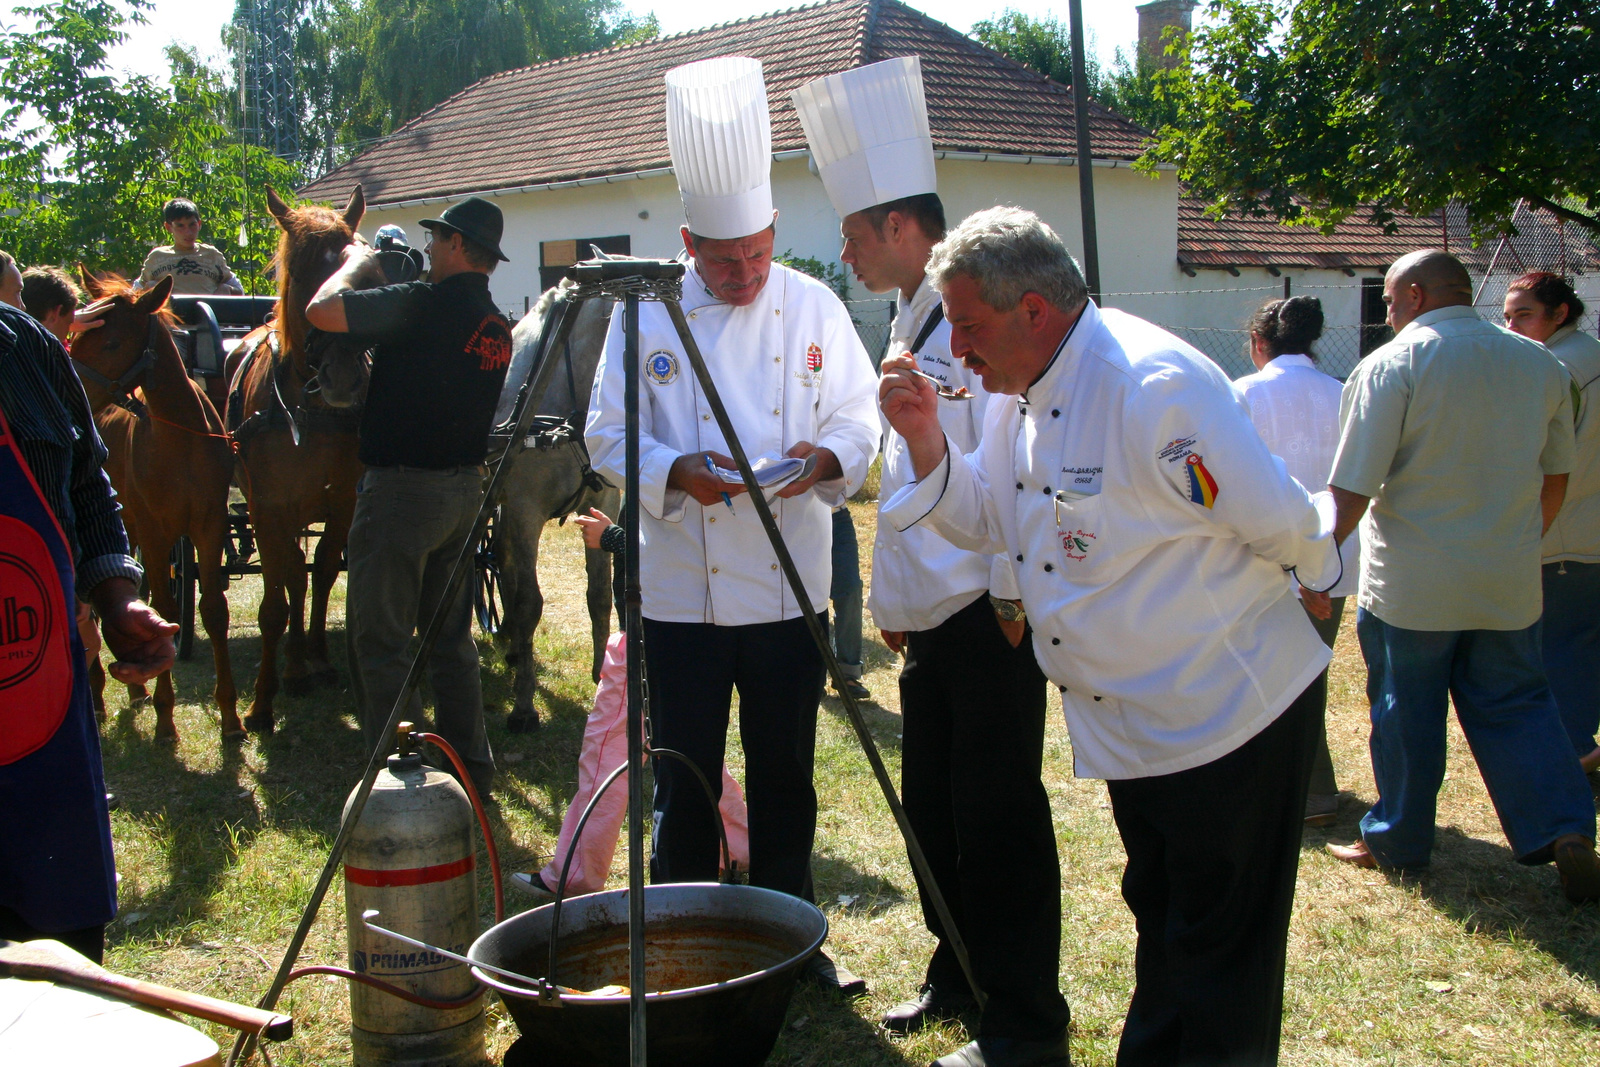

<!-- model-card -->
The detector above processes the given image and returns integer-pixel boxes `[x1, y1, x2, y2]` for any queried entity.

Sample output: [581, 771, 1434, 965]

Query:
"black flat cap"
[420, 196, 510, 262]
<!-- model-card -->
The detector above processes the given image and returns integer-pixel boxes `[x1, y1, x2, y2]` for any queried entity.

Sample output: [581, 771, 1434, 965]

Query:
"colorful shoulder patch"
[1185, 453, 1219, 508]
[646, 349, 679, 385]
[806, 342, 823, 372]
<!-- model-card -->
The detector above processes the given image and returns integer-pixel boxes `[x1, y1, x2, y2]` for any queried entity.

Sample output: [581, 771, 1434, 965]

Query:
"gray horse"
[492, 283, 619, 731]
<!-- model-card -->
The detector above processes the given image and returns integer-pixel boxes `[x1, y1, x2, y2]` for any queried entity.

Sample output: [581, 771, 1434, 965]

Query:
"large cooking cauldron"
[469, 883, 827, 1067]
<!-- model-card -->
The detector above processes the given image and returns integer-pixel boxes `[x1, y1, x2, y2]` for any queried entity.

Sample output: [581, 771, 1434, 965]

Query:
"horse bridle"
[72, 314, 165, 418]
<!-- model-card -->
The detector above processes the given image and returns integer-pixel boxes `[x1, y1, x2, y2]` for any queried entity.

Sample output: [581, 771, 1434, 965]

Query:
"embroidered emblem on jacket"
[1158, 436, 1197, 464]
[1061, 528, 1096, 561]
[1185, 454, 1219, 508]
[806, 343, 823, 372]
[646, 350, 679, 385]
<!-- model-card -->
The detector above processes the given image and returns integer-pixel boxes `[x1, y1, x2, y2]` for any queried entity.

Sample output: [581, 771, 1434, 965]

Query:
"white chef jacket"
[1544, 325, 1600, 564]
[883, 301, 1340, 780]
[1234, 354, 1361, 598]
[586, 261, 880, 626]
[869, 277, 1018, 633]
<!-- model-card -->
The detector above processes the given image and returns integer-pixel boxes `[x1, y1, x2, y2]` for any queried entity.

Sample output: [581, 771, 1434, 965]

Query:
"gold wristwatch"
[988, 595, 1025, 623]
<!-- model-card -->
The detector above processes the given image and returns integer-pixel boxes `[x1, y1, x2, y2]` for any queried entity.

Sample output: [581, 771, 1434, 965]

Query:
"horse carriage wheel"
[474, 505, 503, 637]
[167, 537, 198, 660]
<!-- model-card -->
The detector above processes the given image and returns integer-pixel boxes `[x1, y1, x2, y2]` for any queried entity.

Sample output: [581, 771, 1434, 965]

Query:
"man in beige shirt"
[1325, 250, 1600, 903]
[136, 198, 243, 296]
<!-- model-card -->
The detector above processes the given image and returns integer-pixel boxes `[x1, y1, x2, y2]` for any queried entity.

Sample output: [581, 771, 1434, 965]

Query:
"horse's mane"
[273, 204, 357, 359]
[82, 271, 179, 328]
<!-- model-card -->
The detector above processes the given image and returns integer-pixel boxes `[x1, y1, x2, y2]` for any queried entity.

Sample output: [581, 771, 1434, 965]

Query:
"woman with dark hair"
[1505, 272, 1600, 776]
[1235, 295, 1361, 825]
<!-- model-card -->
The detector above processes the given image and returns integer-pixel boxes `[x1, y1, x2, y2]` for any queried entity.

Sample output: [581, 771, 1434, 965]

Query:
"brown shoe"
[1553, 835, 1600, 905]
[1327, 839, 1378, 868]
[1304, 793, 1339, 827]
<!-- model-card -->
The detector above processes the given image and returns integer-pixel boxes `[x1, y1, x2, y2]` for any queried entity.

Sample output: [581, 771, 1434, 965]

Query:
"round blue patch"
[646, 350, 679, 385]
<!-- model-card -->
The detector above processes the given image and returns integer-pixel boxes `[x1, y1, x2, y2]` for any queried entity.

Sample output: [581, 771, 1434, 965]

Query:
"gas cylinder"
[344, 728, 484, 1066]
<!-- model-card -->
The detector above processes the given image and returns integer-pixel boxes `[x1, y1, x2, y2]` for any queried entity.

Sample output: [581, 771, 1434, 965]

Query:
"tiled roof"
[1177, 195, 1600, 273]
[299, 0, 1150, 206]
[1177, 195, 1446, 272]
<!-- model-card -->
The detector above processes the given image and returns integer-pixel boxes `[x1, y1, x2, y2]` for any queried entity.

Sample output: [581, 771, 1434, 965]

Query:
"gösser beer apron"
[0, 401, 116, 931]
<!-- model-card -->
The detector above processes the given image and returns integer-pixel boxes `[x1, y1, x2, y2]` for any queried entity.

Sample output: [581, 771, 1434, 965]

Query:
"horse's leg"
[141, 532, 181, 742]
[504, 508, 545, 734]
[246, 523, 295, 734]
[305, 507, 349, 688]
[192, 516, 241, 739]
[585, 485, 621, 684]
[281, 534, 313, 697]
[121, 518, 150, 711]
[89, 654, 106, 724]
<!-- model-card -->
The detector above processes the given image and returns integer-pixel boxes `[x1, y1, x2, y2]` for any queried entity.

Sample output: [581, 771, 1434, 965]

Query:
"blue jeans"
[1542, 561, 1600, 756]
[829, 506, 863, 681]
[1356, 609, 1595, 868]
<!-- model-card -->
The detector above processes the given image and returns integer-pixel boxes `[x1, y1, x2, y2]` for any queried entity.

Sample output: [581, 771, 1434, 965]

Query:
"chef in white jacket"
[793, 58, 1067, 1067]
[878, 207, 1340, 1067]
[585, 56, 879, 988]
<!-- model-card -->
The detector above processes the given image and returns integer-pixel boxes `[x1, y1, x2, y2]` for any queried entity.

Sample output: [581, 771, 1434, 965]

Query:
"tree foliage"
[970, 9, 1103, 96]
[1150, 0, 1600, 237]
[244, 0, 660, 175]
[0, 0, 298, 285]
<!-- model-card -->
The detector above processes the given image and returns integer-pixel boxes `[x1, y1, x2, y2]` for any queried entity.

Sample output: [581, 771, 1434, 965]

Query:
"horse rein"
[71, 314, 163, 418]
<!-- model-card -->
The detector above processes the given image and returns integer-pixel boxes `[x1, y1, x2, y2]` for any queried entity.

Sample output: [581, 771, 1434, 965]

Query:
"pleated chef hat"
[791, 56, 936, 219]
[665, 56, 774, 240]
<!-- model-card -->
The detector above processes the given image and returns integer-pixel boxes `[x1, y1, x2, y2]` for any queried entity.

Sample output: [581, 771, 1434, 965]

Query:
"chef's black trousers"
[900, 593, 1069, 1041]
[1108, 677, 1321, 1067]
[642, 616, 823, 899]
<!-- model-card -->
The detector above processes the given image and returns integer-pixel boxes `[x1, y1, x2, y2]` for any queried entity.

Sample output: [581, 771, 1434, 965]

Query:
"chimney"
[1136, 0, 1197, 69]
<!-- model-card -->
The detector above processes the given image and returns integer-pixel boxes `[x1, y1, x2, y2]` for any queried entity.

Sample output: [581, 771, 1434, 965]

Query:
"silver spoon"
[908, 368, 975, 401]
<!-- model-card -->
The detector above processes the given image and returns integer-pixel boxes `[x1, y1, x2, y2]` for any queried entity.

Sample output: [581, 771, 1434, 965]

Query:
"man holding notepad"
[584, 56, 878, 986]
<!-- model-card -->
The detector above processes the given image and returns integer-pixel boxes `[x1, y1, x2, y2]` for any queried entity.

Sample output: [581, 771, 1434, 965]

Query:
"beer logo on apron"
[806, 343, 823, 372]
[0, 548, 53, 691]
[646, 350, 679, 385]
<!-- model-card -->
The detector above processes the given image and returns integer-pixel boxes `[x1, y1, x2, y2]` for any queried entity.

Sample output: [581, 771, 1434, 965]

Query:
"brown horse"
[226, 185, 367, 733]
[71, 273, 240, 741]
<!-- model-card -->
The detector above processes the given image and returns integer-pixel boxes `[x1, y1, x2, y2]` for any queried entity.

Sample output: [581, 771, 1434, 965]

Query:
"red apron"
[0, 402, 116, 930]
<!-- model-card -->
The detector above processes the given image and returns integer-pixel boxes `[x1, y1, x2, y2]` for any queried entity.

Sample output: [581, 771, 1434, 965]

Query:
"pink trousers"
[541, 631, 750, 895]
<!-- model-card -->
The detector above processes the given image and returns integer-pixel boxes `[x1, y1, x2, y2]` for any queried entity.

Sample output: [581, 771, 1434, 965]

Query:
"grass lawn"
[97, 501, 1600, 1065]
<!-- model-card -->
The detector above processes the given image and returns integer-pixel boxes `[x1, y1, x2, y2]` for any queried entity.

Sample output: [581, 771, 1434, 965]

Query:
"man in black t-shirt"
[306, 197, 512, 794]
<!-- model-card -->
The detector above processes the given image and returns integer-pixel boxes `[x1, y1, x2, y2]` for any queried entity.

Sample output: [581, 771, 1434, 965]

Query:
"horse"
[70, 272, 240, 741]
[491, 283, 618, 731]
[226, 185, 368, 733]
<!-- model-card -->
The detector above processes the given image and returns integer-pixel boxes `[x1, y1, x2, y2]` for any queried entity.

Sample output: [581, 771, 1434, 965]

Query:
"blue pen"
[705, 454, 735, 512]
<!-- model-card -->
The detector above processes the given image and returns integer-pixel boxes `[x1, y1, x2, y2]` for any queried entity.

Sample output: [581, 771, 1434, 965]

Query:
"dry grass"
[96, 504, 1600, 1065]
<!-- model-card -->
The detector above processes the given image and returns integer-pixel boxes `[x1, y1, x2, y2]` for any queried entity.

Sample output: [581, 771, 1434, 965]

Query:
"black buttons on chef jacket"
[1043, 486, 1052, 495]
[1052, 409, 1060, 417]
[1094, 695, 1103, 702]
[1051, 637, 1060, 645]
[1016, 554, 1024, 562]
[1016, 482, 1024, 491]
[1043, 563, 1054, 572]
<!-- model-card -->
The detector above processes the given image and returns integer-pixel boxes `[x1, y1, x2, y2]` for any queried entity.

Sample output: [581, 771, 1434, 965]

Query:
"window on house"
[540, 235, 632, 290]
[1360, 277, 1393, 356]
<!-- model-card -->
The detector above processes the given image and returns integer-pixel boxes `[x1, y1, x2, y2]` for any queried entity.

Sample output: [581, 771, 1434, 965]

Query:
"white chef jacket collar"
[1399, 303, 1478, 337]
[1020, 299, 1096, 409]
[1259, 353, 1316, 375]
[1548, 323, 1578, 348]
[896, 275, 940, 329]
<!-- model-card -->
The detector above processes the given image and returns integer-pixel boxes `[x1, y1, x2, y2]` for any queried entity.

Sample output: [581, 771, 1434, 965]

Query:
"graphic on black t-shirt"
[466, 316, 512, 372]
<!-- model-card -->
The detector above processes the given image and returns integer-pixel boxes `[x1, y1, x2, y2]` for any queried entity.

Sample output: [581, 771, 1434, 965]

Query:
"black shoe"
[882, 983, 975, 1034]
[510, 871, 557, 902]
[801, 949, 867, 997]
[930, 1032, 1072, 1067]
[105, 792, 120, 812]
[833, 679, 870, 701]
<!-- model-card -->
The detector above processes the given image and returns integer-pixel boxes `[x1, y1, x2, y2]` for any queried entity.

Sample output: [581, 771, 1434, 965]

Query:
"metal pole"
[622, 291, 648, 1066]
[1068, 0, 1102, 301]
[662, 301, 988, 1014]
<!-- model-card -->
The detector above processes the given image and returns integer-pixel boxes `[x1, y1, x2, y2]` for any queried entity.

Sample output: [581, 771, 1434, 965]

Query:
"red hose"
[284, 965, 484, 1010]
[416, 731, 504, 923]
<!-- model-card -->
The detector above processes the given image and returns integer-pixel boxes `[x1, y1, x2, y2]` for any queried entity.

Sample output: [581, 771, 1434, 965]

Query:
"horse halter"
[71, 311, 165, 417]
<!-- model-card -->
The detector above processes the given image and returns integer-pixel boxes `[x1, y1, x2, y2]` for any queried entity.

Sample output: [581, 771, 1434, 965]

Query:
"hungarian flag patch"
[1185, 453, 1219, 508]
[806, 343, 823, 372]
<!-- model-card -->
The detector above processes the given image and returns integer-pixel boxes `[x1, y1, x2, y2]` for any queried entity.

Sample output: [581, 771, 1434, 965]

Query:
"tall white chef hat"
[665, 56, 774, 240]
[790, 56, 937, 220]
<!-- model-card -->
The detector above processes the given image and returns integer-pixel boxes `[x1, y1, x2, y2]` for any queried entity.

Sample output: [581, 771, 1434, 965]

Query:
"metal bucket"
[469, 883, 826, 1067]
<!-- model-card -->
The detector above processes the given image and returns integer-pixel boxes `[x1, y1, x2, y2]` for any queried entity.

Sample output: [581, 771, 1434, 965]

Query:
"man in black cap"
[307, 196, 513, 791]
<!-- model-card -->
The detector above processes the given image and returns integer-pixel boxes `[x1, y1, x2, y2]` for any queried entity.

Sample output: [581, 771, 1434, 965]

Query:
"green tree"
[970, 9, 1100, 96]
[1099, 43, 1184, 134]
[1150, 0, 1600, 237]
[0, 0, 298, 285]
[244, 0, 660, 175]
